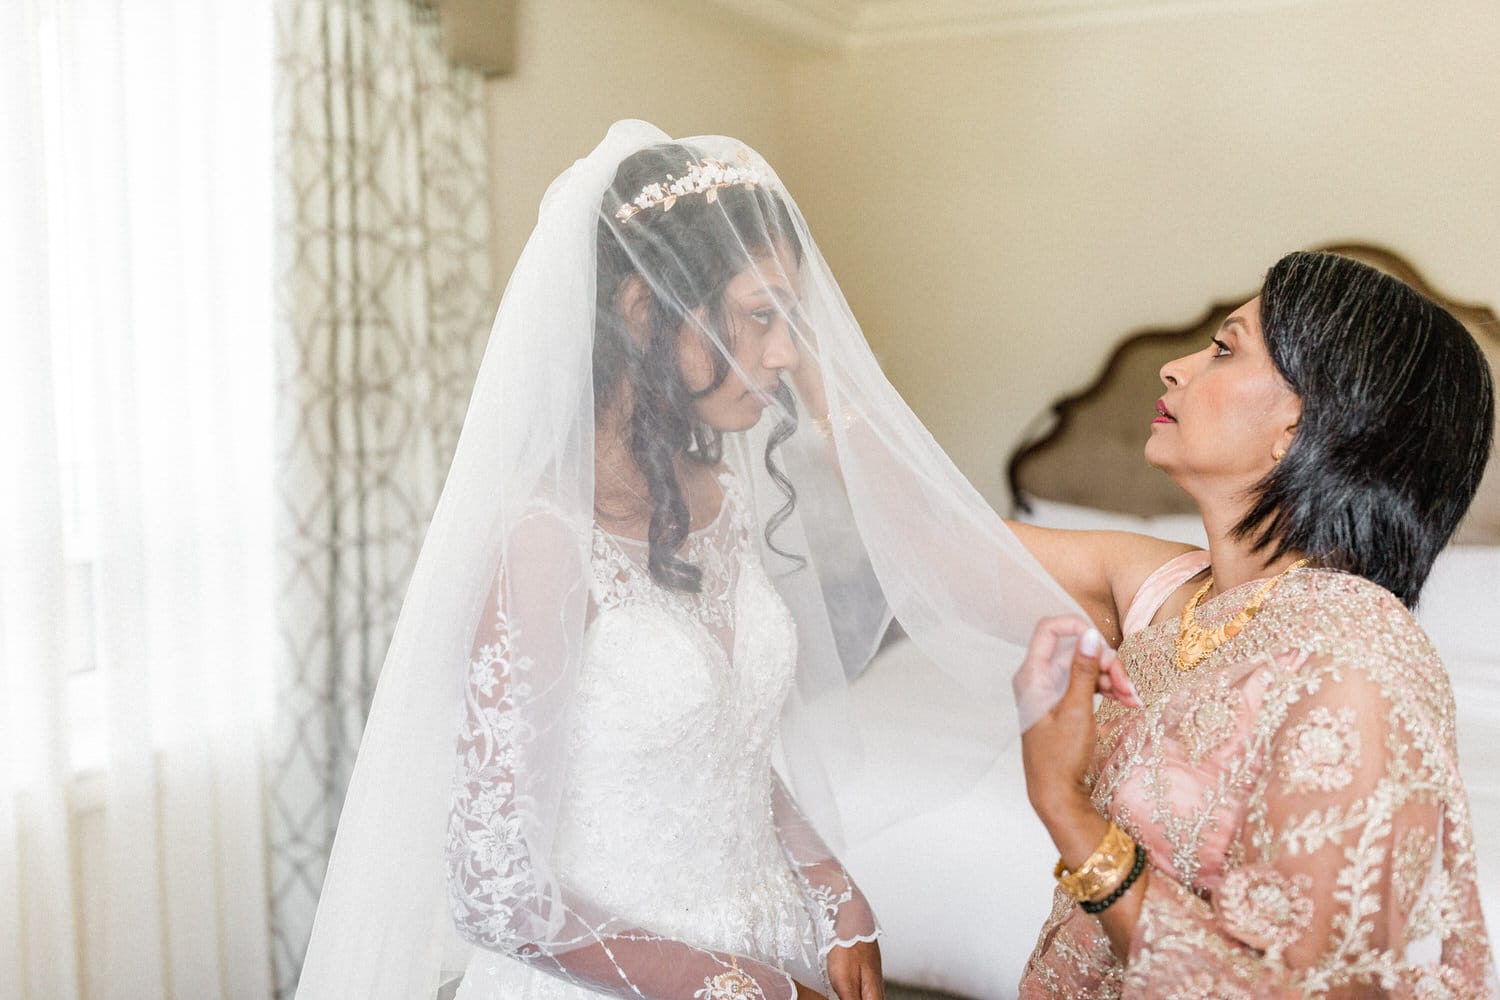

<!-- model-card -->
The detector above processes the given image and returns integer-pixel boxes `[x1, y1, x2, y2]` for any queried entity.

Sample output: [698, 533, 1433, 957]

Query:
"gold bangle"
[1054, 822, 1136, 904]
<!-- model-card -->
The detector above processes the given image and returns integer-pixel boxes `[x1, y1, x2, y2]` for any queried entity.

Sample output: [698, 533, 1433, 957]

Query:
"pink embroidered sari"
[1020, 559, 1496, 998]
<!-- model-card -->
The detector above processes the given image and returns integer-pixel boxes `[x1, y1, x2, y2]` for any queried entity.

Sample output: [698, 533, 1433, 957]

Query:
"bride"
[293, 121, 1082, 1000]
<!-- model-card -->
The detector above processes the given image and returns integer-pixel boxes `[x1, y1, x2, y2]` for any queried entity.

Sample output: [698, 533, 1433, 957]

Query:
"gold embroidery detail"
[1163, 971, 1254, 1000]
[695, 960, 763, 1000]
[1279, 706, 1360, 795]
[1176, 683, 1241, 762]
[1393, 827, 1437, 917]
[1215, 866, 1314, 962]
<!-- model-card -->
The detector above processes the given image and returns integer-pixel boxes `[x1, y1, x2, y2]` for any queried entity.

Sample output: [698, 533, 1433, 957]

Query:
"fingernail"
[1079, 628, 1102, 658]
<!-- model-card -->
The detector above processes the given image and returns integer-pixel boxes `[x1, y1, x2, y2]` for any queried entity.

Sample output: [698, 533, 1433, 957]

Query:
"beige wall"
[484, 0, 797, 292]
[486, 0, 1500, 507]
[783, 0, 1500, 505]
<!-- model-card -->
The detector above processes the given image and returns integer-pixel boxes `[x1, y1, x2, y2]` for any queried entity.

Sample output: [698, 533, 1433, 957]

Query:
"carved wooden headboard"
[1006, 244, 1500, 544]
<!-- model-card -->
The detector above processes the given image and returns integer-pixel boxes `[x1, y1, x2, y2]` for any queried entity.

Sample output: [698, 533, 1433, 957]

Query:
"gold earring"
[1273, 447, 1286, 462]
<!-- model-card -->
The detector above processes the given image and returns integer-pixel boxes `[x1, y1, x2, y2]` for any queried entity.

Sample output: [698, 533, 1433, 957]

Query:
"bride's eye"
[749, 308, 776, 327]
[1211, 337, 1231, 358]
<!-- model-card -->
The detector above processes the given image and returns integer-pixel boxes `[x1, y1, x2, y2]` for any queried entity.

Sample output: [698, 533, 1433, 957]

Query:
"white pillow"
[1447, 654, 1500, 933]
[1416, 545, 1500, 660]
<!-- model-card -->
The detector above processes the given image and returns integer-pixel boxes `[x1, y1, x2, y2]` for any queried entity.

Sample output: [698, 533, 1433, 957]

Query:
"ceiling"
[695, 0, 1334, 49]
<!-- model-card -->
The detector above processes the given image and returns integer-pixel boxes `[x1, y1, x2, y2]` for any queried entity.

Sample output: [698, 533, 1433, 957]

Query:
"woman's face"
[678, 243, 802, 433]
[1146, 296, 1302, 500]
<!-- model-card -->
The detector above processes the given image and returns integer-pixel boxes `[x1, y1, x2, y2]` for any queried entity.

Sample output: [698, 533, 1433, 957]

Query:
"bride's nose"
[763, 324, 798, 372]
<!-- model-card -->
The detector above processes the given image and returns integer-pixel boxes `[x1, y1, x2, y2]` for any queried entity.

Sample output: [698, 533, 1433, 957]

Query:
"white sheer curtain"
[267, 2, 492, 993]
[1, 2, 276, 998]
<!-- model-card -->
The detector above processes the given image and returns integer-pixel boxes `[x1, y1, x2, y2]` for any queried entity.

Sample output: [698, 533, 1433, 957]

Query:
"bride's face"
[678, 243, 802, 433]
[1146, 296, 1301, 499]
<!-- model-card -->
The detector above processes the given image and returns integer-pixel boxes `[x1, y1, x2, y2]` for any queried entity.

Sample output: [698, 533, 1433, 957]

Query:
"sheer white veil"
[294, 120, 1079, 999]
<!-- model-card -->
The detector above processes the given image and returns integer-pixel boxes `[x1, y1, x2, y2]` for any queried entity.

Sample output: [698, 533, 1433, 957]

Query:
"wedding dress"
[447, 472, 872, 998]
[294, 121, 1080, 1000]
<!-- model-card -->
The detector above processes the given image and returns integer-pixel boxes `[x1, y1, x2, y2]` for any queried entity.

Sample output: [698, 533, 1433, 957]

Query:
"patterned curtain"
[269, 2, 493, 995]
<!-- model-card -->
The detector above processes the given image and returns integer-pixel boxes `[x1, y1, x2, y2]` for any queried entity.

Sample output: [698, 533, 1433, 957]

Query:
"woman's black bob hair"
[1235, 251, 1495, 607]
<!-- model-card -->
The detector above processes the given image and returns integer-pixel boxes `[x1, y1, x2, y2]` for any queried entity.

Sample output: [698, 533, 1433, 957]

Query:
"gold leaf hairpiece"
[613, 150, 770, 224]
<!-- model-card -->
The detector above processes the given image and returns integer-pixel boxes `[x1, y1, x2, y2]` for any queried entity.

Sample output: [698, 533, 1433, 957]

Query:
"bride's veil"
[294, 120, 1080, 998]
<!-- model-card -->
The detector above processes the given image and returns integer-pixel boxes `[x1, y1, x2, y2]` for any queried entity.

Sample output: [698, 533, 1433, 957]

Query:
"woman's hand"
[1019, 618, 1120, 828]
[1019, 617, 1149, 956]
[826, 939, 883, 1000]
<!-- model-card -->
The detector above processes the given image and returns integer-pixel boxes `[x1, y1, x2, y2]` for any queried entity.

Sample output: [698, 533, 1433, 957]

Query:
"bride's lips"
[1153, 398, 1175, 425]
[747, 383, 779, 408]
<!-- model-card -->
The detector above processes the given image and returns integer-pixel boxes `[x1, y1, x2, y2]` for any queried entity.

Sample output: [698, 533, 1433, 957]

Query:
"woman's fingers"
[1073, 626, 1141, 709]
[1012, 615, 1092, 715]
[1101, 652, 1142, 708]
[1062, 628, 1106, 703]
[1016, 615, 1144, 724]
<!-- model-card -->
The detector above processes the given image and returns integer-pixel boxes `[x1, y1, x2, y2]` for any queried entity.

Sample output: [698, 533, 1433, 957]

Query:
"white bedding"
[839, 507, 1500, 998]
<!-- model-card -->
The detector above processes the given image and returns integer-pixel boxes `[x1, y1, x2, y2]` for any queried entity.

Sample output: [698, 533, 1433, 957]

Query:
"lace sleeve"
[1123, 651, 1492, 997]
[444, 515, 798, 1000]
[771, 773, 880, 961]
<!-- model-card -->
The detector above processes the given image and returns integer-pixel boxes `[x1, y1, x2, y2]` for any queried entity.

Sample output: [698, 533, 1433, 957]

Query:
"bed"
[837, 245, 1500, 998]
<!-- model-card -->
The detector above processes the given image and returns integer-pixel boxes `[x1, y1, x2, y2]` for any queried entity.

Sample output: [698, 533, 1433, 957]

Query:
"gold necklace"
[1174, 557, 1311, 671]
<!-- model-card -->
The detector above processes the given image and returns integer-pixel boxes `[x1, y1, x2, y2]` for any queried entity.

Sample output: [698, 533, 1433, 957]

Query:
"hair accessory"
[1054, 821, 1137, 904]
[1174, 557, 1310, 671]
[614, 151, 770, 224]
[1079, 839, 1147, 914]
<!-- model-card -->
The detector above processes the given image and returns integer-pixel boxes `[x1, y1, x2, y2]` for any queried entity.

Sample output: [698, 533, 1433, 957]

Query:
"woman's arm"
[1003, 522, 1197, 645]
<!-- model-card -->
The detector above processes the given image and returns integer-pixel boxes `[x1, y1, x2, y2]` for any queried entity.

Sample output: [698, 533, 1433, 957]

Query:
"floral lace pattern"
[447, 613, 542, 954]
[1175, 678, 1242, 764]
[1213, 866, 1314, 961]
[1278, 706, 1360, 796]
[445, 473, 877, 1000]
[1022, 570, 1496, 998]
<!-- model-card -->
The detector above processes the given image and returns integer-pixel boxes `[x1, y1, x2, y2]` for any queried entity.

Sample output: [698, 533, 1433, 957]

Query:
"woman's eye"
[1211, 338, 1231, 358]
[750, 309, 776, 327]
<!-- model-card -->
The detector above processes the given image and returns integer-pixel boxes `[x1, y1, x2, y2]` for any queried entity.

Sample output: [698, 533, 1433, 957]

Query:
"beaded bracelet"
[1079, 839, 1147, 914]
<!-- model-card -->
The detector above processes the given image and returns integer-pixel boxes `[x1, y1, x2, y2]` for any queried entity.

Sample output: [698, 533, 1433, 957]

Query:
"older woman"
[1011, 251, 1496, 996]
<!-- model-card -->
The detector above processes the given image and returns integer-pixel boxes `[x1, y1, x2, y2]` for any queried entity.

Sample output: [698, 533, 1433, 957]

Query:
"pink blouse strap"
[1121, 550, 1212, 637]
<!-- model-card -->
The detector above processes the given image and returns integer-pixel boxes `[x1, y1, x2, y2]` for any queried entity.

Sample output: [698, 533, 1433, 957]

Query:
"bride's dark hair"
[594, 143, 802, 591]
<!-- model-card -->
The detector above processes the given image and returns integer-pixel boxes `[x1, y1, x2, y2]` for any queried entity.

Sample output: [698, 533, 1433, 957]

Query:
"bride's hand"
[826, 939, 883, 1000]
[788, 353, 829, 424]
